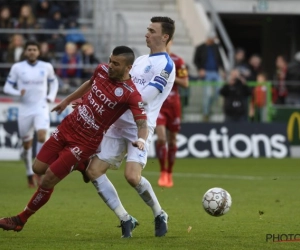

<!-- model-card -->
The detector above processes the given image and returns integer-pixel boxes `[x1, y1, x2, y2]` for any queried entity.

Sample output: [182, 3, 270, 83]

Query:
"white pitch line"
[143, 172, 300, 181]
[108, 170, 300, 181]
[143, 171, 265, 180]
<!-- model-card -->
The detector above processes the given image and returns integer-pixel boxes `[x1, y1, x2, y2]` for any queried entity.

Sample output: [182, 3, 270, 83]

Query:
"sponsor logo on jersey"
[70, 146, 83, 161]
[40, 70, 44, 76]
[144, 65, 152, 73]
[160, 70, 169, 80]
[154, 76, 167, 87]
[92, 80, 117, 109]
[132, 76, 147, 86]
[114, 87, 124, 97]
[77, 104, 100, 130]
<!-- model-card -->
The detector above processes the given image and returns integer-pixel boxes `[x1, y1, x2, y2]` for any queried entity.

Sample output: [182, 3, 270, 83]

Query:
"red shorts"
[156, 103, 181, 132]
[37, 127, 100, 180]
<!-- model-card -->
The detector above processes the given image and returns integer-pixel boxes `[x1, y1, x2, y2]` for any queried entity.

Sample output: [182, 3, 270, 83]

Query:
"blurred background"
[1, 0, 300, 159]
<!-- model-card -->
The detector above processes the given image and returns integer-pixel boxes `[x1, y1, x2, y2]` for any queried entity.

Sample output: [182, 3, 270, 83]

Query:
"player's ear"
[162, 34, 169, 44]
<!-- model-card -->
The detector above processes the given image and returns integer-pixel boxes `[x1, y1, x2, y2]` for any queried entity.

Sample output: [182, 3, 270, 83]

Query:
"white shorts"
[18, 112, 50, 141]
[96, 126, 153, 169]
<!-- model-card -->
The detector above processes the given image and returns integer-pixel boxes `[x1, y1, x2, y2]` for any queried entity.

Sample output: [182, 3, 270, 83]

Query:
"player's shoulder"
[150, 52, 174, 71]
[94, 63, 108, 74]
[12, 60, 26, 68]
[122, 79, 138, 93]
[170, 53, 184, 62]
[37, 60, 54, 69]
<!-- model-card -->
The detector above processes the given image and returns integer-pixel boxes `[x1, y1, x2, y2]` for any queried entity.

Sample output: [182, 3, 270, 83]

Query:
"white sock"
[23, 148, 33, 176]
[135, 176, 162, 217]
[92, 174, 130, 221]
[36, 142, 44, 155]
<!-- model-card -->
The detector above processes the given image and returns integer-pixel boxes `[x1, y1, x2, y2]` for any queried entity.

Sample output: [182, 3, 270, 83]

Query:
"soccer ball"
[202, 187, 232, 217]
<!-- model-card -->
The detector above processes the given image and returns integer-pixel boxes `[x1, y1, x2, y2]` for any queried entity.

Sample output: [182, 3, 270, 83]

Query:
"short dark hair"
[24, 40, 40, 50]
[151, 16, 175, 44]
[112, 46, 135, 65]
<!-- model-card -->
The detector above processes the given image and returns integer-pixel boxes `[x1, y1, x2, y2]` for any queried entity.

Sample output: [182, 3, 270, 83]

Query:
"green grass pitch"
[0, 158, 300, 250]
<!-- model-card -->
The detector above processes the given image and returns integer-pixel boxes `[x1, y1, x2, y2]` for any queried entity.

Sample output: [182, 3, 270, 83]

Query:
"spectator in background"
[247, 54, 262, 82]
[193, 30, 224, 122]
[44, 6, 65, 52]
[59, 42, 82, 89]
[234, 48, 250, 81]
[273, 55, 288, 104]
[65, 18, 86, 46]
[35, 0, 52, 19]
[81, 42, 99, 80]
[16, 4, 39, 41]
[0, 6, 14, 48]
[251, 72, 268, 122]
[5, 34, 25, 63]
[285, 52, 300, 105]
[52, 0, 79, 20]
[220, 69, 252, 122]
[38, 41, 54, 63]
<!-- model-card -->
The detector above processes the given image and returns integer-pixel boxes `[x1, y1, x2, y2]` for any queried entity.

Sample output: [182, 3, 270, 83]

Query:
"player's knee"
[32, 159, 47, 175]
[124, 173, 140, 187]
[156, 139, 166, 145]
[41, 169, 59, 189]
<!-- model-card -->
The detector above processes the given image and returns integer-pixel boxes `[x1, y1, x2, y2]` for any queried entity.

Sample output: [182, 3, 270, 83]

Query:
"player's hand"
[51, 100, 69, 114]
[72, 101, 81, 109]
[20, 89, 26, 96]
[132, 140, 145, 150]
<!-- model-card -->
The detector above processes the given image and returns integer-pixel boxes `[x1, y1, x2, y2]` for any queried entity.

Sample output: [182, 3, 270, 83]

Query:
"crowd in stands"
[1, 1, 300, 122]
[193, 32, 300, 122]
[0, 0, 101, 93]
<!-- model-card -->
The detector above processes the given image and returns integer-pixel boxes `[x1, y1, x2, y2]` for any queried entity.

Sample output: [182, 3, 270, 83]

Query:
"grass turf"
[0, 159, 300, 250]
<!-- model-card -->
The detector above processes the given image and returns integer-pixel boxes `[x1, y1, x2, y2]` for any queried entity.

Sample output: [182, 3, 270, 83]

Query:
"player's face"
[145, 22, 168, 49]
[108, 55, 130, 81]
[25, 45, 40, 63]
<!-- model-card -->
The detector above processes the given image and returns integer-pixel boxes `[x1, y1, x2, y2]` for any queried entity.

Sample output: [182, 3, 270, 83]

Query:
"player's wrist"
[138, 138, 146, 144]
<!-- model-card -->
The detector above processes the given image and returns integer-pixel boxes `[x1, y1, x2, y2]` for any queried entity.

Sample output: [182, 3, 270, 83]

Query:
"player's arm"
[133, 118, 148, 150]
[51, 79, 91, 114]
[128, 94, 148, 150]
[139, 64, 173, 104]
[46, 64, 59, 102]
[174, 59, 189, 88]
[3, 64, 22, 96]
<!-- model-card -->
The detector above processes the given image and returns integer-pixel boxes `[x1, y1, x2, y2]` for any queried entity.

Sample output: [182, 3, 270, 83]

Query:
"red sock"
[156, 142, 167, 172]
[167, 144, 177, 174]
[18, 187, 54, 223]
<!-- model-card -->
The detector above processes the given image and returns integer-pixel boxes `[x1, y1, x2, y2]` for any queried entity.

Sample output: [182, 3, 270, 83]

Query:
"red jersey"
[61, 64, 146, 148]
[162, 53, 188, 107]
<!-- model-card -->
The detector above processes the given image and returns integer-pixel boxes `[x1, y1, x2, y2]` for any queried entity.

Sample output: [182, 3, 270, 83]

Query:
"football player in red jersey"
[0, 46, 148, 232]
[156, 40, 189, 187]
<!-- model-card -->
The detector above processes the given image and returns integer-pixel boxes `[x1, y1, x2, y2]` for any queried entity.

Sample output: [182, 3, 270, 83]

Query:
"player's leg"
[165, 105, 181, 188]
[18, 115, 35, 187]
[155, 111, 168, 186]
[86, 132, 138, 238]
[0, 136, 65, 232]
[166, 131, 177, 187]
[126, 137, 168, 237]
[35, 112, 49, 155]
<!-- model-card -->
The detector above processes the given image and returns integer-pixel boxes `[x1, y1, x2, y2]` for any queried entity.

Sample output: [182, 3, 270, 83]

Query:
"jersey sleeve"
[128, 92, 147, 121]
[148, 59, 174, 93]
[46, 63, 59, 102]
[3, 64, 21, 96]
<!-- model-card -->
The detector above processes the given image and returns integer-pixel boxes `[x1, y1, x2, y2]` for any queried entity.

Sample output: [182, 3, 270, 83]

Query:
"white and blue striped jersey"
[4, 60, 58, 115]
[113, 52, 175, 131]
